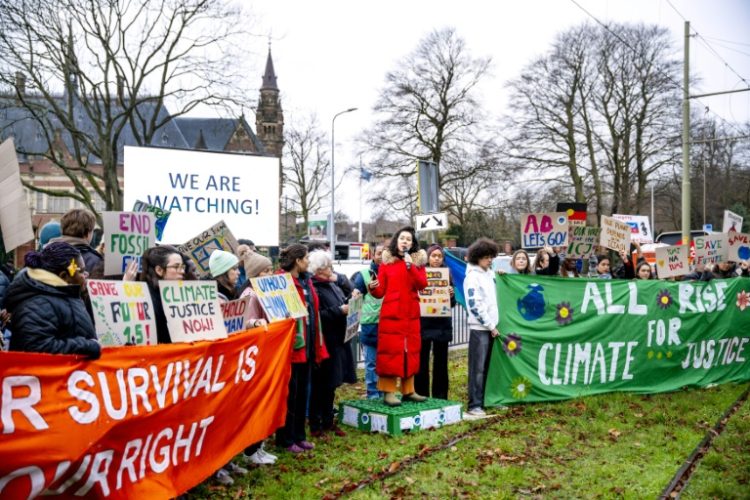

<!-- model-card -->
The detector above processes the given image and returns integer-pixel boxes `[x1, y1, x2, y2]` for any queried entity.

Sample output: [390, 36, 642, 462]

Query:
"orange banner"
[0, 319, 294, 499]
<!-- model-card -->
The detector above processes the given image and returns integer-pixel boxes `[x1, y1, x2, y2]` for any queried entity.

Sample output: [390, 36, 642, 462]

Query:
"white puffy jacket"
[463, 264, 498, 331]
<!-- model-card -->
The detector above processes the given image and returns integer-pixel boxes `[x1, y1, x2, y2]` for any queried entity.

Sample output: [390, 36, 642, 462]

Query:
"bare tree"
[362, 27, 491, 216]
[0, 0, 251, 217]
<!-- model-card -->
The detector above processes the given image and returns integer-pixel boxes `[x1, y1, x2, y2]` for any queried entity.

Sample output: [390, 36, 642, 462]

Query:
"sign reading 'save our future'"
[123, 146, 280, 245]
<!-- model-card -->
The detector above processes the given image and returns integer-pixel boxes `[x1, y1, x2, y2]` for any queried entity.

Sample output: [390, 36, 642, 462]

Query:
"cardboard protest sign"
[87, 280, 157, 346]
[556, 202, 587, 227]
[0, 138, 34, 251]
[159, 280, 227, 342]
[566, 226, 601, 259]
[600, 215, 632, 253]
[133, 199, 171, 240]
[124, 146, 280, 245]
[345, 294, 363, 343]
[694, 234, 729, 266]
[249, 273, 308, 321]
[727, 231, 750, 262]
[521, 212, 568, 248]
[221, 296, 252, 334]
[655, 245, 689, 278]
[419, 267, 452, 317]
[0, 320, 294, 499]
[613, 214, 653, 244]
[103, 211, 156, 276]
[176, 220, 239, 278]
[723, 209, 744, 233]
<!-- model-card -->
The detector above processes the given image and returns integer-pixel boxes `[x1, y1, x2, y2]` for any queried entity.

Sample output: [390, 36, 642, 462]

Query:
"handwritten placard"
[694, 234, 729, 266]
[176, 220, 239, 278]
[655, 245, 689, 278]
[220, 296, 254, 334]
[520, 212, 568, 248]
[133, 199, 171, 241]
[418, 267, 452, 317]
[600, 216, 632, 253]
[566, 226, 601, 259]
[345, 294, 363, 343]
[87, 280, 157, 346]
[727, 231, 750, 262]
[723, 210, 743, 233]
[613, 214, 653, 244]
[103, 211, 156, 276]
[159, 280, 227, 342]
[249, 273, 308, 321]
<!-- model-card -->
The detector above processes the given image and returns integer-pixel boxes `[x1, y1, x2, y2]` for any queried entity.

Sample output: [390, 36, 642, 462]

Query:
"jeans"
[468, 329, 493, 410]
[415, 338, 449, 399]
[363, 344, 381, 399]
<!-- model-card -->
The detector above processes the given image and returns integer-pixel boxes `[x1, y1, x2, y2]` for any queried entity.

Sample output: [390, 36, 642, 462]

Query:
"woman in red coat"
[371, 226, 428, 406]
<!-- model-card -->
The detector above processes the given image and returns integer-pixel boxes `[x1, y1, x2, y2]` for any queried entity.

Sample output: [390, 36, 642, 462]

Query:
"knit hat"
[39, 221, 62, 249]
[209, 250, 239, 278]
[244, 252, 273, 278]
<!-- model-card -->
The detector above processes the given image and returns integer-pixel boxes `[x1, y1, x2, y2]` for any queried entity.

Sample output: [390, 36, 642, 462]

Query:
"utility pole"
[681, 21, 690, 246]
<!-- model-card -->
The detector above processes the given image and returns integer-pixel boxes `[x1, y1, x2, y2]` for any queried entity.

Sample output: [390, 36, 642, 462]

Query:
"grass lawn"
[185, 350, 749, 499]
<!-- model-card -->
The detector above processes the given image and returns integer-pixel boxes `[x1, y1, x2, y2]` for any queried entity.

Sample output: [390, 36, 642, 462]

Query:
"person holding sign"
[635, 261, 654, 280]
[5, 242, 100, 358]
[308, 250, 356, 437]
[415, 244, 455, 400]
[508, 249, 532, 274]
[209, 250, 241, 302]
[370, 226, 428, 407]
[275, 244, 328, 454]
[139, 246, 185, 344]
[532, 246, 560, 276]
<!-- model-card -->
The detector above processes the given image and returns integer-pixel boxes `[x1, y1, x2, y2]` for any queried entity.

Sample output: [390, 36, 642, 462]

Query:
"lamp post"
[330, 107, 358, 259]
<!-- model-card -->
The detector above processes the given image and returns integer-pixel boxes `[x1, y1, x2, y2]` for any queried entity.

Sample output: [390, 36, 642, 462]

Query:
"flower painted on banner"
[737, 291, 750, 311]
[511, 376, 532, 399]
[502, 333, 523, 357]
[656, 290, 673, 310]
[555, 302, 574, 325]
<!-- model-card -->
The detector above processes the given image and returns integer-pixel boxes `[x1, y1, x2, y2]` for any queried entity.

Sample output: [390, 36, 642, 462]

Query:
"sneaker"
[215, 468, 234, 486]
[225, 462, 248, 475]
[248, 450, 275, 465]
[258, 448, 278, 463]
[297, 440, 315, 450]
[286, 443, 305, 453]
[329, 425, 347, 437]
[464, 407, 487, 420]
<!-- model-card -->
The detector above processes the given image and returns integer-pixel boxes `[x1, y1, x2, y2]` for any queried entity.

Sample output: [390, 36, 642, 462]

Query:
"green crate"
[338, 398, 463, 436]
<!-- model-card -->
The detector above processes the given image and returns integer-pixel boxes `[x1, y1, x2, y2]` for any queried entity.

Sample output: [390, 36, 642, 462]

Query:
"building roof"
[261, 49, 278, 91]
[172, 116, 266, 153]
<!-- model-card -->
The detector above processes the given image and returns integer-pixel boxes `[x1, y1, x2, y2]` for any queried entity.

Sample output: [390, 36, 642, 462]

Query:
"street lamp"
[330, 107, 358, 259]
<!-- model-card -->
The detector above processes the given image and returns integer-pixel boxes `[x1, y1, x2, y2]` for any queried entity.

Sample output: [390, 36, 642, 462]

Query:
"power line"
[703, 36, 750, 48]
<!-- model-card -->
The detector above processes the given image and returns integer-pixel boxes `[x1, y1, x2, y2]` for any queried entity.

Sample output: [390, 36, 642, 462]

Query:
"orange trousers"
[377, 375, 415, 394]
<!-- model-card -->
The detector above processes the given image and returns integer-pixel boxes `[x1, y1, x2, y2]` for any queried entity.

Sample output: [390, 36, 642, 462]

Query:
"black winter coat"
[5, 269, 100, 357]
[312, 277, 356, 386]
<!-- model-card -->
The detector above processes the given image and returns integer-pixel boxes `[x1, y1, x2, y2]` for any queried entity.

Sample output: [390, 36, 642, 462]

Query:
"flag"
[360, 167, 373, 182]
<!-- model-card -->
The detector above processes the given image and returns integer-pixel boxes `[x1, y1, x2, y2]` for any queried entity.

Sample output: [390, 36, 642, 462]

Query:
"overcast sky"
[246, 0, 750, 223]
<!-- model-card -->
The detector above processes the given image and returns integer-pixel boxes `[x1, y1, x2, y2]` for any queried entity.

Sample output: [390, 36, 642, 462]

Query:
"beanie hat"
[426, 244, 443, 258]
[39, 221, 62, 249]
[209, 250, 239, 278]
[244, 252, 273, 278]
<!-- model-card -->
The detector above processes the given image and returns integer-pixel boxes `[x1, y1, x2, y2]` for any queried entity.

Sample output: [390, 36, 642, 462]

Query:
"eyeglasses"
[166, 264, 186, 271]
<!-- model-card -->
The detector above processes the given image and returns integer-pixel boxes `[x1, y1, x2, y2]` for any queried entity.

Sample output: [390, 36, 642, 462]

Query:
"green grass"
[185, 350, 749, 499]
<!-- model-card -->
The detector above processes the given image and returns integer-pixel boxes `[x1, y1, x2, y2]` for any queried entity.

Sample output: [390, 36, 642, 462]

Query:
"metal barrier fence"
[353, 305, 470, 364]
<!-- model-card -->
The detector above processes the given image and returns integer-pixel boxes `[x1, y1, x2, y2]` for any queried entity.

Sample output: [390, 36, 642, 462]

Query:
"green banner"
[485, 275, 750, 405]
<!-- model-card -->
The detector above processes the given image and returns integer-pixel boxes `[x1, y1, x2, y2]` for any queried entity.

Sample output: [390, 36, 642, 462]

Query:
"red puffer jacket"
[370, 249, 428, 378]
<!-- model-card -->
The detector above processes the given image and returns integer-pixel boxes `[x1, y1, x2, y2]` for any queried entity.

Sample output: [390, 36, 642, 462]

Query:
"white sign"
[655, 245, 690, 278]
[159, 280, 227, 343]
[0, 138, 34, 251]
[723, 210, 744, 234]
[600, 216, 632, 253]
[102, 212, 156, 276]
[415, 212, 448, 232]
[87, 280, 157, 346]
[613, 214, 653, 244]
[694, 234, 728, 266]
[124, 146, 280, 245]
[727, 232, 750, 262]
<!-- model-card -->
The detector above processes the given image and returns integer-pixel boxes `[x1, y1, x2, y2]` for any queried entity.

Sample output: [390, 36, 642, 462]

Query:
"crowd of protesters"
[1, 207, 749, 487]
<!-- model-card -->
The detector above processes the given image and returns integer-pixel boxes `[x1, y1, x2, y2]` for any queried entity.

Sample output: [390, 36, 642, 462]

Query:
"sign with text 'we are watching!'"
[124, 146, 280, 245]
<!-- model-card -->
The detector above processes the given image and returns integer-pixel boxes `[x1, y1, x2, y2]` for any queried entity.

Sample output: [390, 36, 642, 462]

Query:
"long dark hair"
[140, 246, 180, 289]
[387, 226, 419, 259]
[24, 242, 82, 276]
[279, 244, 308, 272]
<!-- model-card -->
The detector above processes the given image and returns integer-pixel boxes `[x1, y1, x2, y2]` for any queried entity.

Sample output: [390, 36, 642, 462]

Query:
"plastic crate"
[338, 398, 463, 436]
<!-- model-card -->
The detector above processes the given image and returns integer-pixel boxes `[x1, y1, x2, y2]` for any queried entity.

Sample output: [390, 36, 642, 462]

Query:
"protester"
[139, 246, 185, 344]
[370, 226, 428, 407]
[352, 244, 385, 400]
[560, 258, 581, 278]
[508, 249, 532, 274]
[308, 250, 354, 437]
[532, 246, 560, 276]
[235, 243, 253, 291]
[276, 244, 328, 453]
[5, 242, 100, 358]
[49, 209, 104, 278]
[685, 261, 742, 281]
[415, 244, 455, 400]
[635, 261, 654, 280]
[592, 254, 612, 279]
[463, 238, 501, 417]
[209, 250, 240, 302]
[613, 242, 642, 279]
[38, 220, 61, 249]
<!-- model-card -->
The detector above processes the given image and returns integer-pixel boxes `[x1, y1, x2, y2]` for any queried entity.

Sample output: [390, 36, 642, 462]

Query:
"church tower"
[256, 47, 284, 158]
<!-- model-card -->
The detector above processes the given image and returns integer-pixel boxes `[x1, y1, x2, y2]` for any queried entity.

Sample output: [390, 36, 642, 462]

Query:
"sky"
[241, 0, 750, 224]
